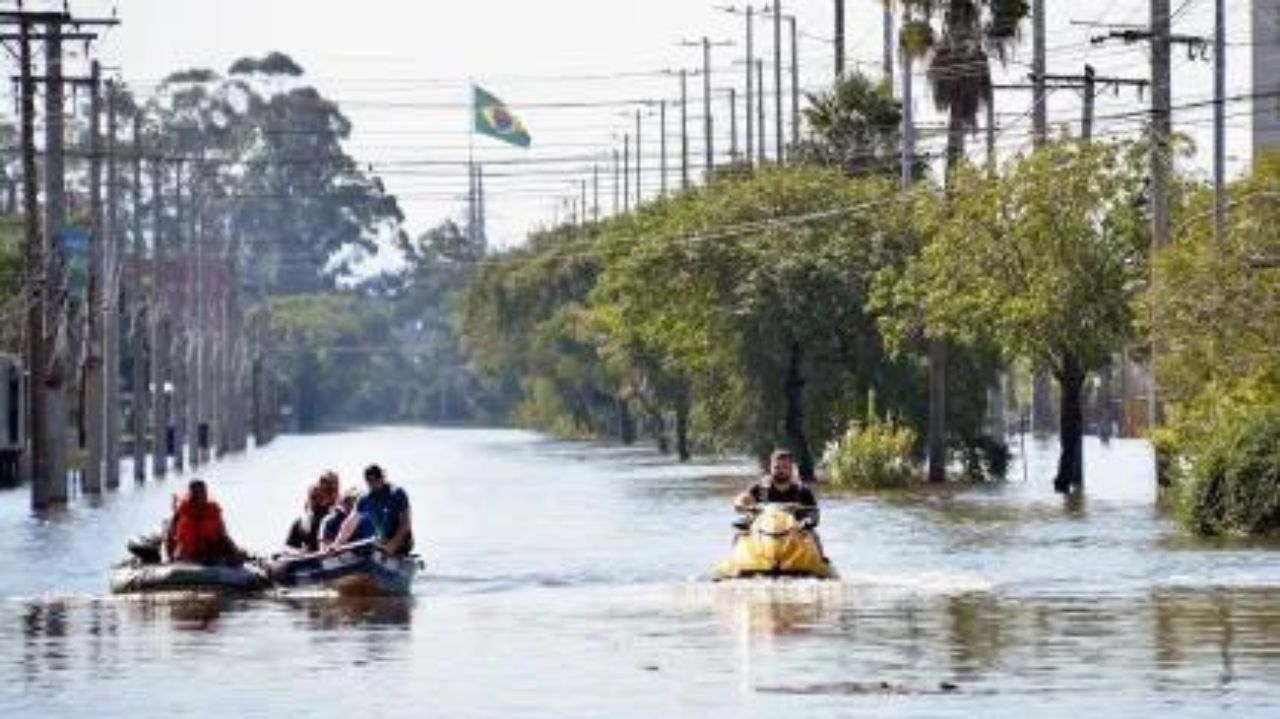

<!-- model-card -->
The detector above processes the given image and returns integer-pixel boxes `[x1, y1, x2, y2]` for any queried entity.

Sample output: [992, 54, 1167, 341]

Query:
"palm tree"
[797, 72, 903, 177]
[901, 0, 1029, 481]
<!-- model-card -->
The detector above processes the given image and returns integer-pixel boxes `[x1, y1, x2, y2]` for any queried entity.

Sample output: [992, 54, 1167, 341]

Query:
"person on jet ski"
[732, 449, 819, 528]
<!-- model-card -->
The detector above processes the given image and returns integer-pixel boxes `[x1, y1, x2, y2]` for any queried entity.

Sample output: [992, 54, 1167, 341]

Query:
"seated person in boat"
[732, 449, 820, 527]
[319, 486, 374, 551]
[333, 464, 413, 556]
[284, 472, 339, 553]
[164, 479, 246, 566]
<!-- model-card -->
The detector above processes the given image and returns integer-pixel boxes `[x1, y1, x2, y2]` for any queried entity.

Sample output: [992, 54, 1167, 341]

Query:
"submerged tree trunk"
[617, 397, 636, 445]
[1053, 352, 1086, 495]
[674, 389, 691, 463]
[784, 341, 815, 483]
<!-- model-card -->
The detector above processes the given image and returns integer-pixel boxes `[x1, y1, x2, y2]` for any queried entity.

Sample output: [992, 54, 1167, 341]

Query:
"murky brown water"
[3, 428, 1280, 717]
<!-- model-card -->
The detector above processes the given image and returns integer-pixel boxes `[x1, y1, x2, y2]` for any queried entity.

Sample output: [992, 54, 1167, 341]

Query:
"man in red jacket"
[165, 480, 245, 566]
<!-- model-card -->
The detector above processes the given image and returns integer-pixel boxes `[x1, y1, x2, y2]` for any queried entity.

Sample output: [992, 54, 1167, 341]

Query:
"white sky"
[18, 0, 1261, 253]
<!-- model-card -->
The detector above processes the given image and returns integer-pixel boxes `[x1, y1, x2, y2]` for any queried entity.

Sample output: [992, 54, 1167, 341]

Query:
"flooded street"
[3, 427, 1280, 718]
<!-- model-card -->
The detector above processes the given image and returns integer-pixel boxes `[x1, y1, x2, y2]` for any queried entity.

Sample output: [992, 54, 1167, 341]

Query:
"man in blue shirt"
[335, 464, 413, 556]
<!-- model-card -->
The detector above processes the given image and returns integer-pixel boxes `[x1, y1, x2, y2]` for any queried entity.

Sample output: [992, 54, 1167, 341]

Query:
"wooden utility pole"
[592, 163, 600, 222]
[149, 158, 168, 478]
[746, 6, 755, 165]
[84, 59, 104, 495]
[835, 0, 846, 79]
[16, 13, 48, 508]
[104, 79, 121, 488]
[623, 133, 630, 212]
[612, 148, 620, 214]
[881, 0, 891, 86]
[42, 20, 68, 504]
[130, 111, 147, 483]
[900, 4, 914, 189]
[703, 38, 715, 175]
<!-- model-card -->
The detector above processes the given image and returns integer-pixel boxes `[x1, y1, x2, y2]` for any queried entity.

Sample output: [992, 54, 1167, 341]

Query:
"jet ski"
[712, 503, 837, 581]
[266, 539, 422, 597]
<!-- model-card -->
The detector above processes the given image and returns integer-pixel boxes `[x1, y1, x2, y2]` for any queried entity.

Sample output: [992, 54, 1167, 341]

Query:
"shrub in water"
[1179, 401, 1280, 537]
[823, 417, 920, 489]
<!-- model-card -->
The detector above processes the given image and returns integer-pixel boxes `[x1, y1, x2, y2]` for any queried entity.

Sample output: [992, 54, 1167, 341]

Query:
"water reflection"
[281, 595, 415, 631]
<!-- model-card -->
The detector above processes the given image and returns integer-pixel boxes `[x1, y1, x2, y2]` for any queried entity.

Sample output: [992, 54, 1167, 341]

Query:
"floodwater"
[2, 427, 1280, 718]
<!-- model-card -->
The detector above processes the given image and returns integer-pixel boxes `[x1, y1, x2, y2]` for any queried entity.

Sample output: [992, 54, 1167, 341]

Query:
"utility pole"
[1029, 68, 1148, 142]
[42, 20, 68, 504]
[104, 79, 121, 488]
[1152, 0, 1172, 254]
[635, 109, 642, 205]
[680, 69, 690, 189]
[900, 4, 914, 189]
[623, 133, 630, 213]
[613, 148, 620, 214]
[1032, 0, 1046, 146]
[789, 15, 799, 150]
[746, 6, 755, 165]
[773, 0, 783, 162]
[1213, 0, 1226, 243]
[16, 13, 46, 506]
[728, 88, 739, 162]
[592, 163, 600, 223]
[835, 0, 846, 79]
[881, 0, 891, 86]
[85, 60, 104, 495]
[130, 110, 147, 483]
[659, 100, 668, 196]
[150, 158, 167, 479]
[757, 58, 766, 163]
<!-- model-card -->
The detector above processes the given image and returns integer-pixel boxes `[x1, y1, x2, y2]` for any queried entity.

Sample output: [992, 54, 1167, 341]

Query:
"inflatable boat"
[267, 540, 421, 597]
[110, 560, 272, 595]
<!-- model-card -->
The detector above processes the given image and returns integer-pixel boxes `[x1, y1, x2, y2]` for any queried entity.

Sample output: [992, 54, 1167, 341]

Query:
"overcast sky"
[19, 0, 1260, 253]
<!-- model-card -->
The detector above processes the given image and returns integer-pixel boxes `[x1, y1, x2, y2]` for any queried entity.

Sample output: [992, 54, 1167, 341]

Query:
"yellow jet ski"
[712, 503, 837, 580]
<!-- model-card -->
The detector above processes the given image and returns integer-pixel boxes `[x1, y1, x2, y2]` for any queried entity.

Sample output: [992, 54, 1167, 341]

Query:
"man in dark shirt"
[733, 449, 819, 526]
[335, 464, 413, 556]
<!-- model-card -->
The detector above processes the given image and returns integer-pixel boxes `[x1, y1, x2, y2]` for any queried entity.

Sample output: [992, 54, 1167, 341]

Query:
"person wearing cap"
[733, 449, 819, 526]
[318, 486, 373, 551]
[334, 464, 413, 556]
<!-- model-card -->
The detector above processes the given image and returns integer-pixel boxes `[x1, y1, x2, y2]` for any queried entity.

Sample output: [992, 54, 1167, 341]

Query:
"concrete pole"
[1212, 0, 1226, 243]
[659, 100, 668, 196]
[773, 0, 784, 162]
[728, 88, 738, 162]
[757, 59, 766, 163]
[881, 0, 892, 86]
[681, 69, 690, 189]
[900, 4, 914, 190]
[703, 37, 714, 177]
[746, 7, 755, 165]
[1032, 0, 1047, 147]
[790, 16, 800, 150]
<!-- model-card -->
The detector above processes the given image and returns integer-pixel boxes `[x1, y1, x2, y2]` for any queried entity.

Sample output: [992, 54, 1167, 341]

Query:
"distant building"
[1254, 0, 1280, 159]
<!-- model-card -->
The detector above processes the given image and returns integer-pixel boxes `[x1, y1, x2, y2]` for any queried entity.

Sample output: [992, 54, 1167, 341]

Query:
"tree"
[884, 140, 1147, 493]
[795, 72, 903, 178]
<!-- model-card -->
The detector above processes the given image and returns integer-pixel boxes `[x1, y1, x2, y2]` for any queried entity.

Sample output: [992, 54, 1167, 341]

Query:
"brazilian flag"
[473, 85, 531, 148]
